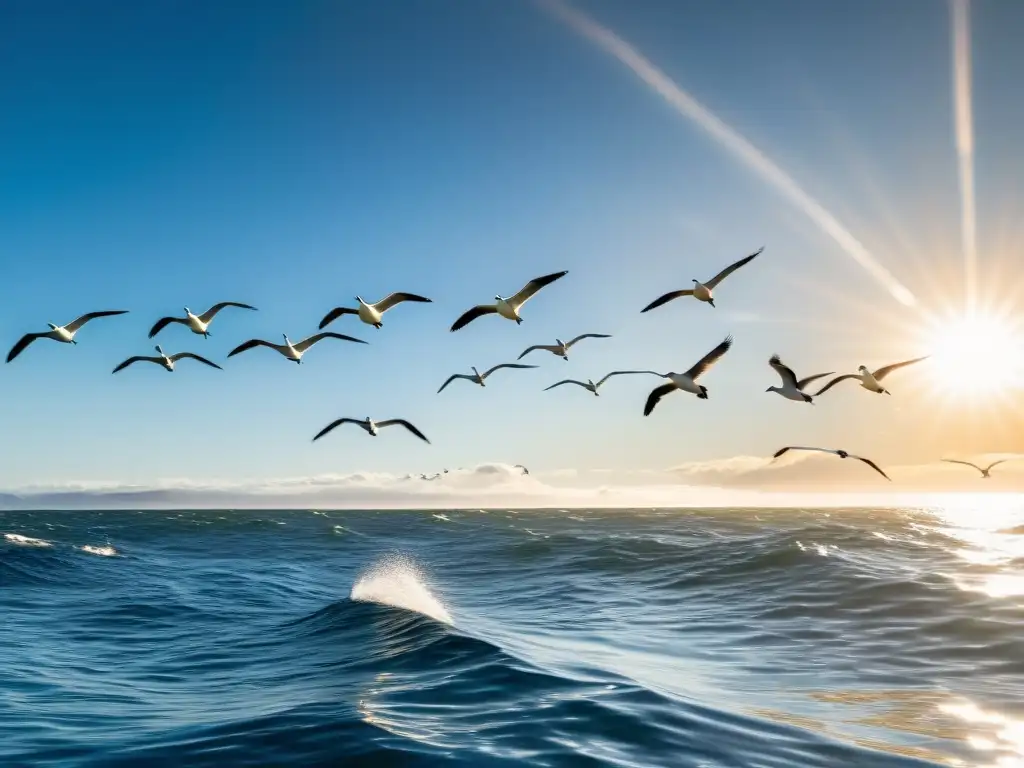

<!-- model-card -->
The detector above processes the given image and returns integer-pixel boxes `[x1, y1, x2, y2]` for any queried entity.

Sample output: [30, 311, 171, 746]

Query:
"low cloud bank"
[2, 456, 1021, 510]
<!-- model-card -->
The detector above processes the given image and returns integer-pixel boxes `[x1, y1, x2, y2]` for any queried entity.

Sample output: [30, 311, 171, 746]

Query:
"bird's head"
[494, 294, 503, 302]
[155, 345, 165, 356]
[555, 338, 564, 347]
[355, 296, 364, 305]
[857, 365, 869, 373]
[184, 306, 192, 315]
[691, 279, 698, 284]
[836, 450, 849, 458]
[471, 366, 480, 375]
[282, 333, 291, 344]
[47, 323, 58, 331]
[765, 386, 774, 392]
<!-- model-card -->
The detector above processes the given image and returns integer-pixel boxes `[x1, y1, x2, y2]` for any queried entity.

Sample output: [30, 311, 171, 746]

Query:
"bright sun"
[923, 312, 1024, 396]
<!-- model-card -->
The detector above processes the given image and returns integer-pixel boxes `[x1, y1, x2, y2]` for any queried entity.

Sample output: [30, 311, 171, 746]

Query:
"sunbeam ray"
[539, 0, 918, 308]
[951, 0, 977, 312]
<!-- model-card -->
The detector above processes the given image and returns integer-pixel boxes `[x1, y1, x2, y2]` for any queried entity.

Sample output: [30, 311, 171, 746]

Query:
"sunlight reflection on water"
[940, 699, 1024, 768]
[932, 496, 1024, 600]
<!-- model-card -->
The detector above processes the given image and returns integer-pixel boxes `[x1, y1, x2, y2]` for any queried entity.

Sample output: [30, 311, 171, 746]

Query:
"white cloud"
[3, 457, 1022, 511]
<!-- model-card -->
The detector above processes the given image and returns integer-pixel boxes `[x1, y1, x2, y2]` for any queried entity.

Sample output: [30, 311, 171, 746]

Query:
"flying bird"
[641, 247, 763, 312]
[942, 458, 1013, 479]
[766, 355, 834, 403]
[450, 270, 568, 331]
[437, 363, 537, 393]
[318, 292, 433, 330]
[643, 335, 734, 416]
[814, 356, 929, 396]
[514, 465, 529, 475]
[6, 310, 129, 363]
[227, 332, 366, 364]
[112, 345, 222, 373]
[312, 417, 430, 444]
[771, 446, 890, 481]
[517, 333, 611, 361]
[148, 302, 256, 339]
[545, 370, 661, 396]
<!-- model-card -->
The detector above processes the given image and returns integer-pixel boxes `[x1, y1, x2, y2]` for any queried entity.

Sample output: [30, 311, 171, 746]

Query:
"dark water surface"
[1, 505, 1022, 767]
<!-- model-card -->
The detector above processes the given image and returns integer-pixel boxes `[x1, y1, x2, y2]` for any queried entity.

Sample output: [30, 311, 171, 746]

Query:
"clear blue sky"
[1, 0, 1022, 489]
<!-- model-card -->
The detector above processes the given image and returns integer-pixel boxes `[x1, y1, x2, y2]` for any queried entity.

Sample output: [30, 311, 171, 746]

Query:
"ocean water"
[1, 506, 1022, 767]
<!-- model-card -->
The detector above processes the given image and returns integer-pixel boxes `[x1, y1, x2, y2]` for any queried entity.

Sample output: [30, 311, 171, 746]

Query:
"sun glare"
[924, 312, 1024, 396]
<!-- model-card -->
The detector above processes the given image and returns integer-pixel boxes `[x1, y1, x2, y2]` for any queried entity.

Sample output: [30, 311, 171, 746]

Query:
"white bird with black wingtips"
[641, 247, 763, 312]
[766, 355, 834, 403]
[312, 417, 430, 444]
[437, 363, 537, 393]
[814, 356, 929, 397]
[518, 333, 611, 361]
[643, 335, 733, 415]
[112, 345, 222, 373]
[148, 302, 256, 339]
[319, 292, 432, 330]
[6, 310, 129, 363]
[227, 332, 366, 364]
[772, 446, 890, 481]
[545, 370, 661, 396]
[450, 270, 568, 331]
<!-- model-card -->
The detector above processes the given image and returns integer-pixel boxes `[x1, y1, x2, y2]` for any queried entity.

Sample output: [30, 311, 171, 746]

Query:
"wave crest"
[350, 554, 452, 625]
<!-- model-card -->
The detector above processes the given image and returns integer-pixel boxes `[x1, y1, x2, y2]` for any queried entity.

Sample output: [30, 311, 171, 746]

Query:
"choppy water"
[1, 505, 1022, 767]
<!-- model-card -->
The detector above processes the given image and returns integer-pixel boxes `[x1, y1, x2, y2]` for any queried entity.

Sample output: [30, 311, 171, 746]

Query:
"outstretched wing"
[171, 352, 223, 369]
[643, 382, 678, 416]
[506, 270, 569, 310]
[482, 363, 537, 378]
[872, 356, 929, 380]
[227, 339, 277, 358]
[377, 419, 431, 443]
[704, 246, 764, 289]
[565, 333, 611, 348]
[450, 305, 497, 332]
[318, 307, 357, 330]
[984, 459, 1011, 473]
[595, 370, 661, 387]
[65, 310, 129, 333]
[293, 332, 368, 352]
[942, 460, 983, 473]
[437, 373, 472, 393]
[312, 418, 360, 441]
[769, 354, 798, 389]
[375, 292, 432, 312]
[797, 371, 835, 390]
[544, 379, 588, 391]
[198, 302, 256, 324]
[772, 446, 833, 460]
[517, 344, 559, 360]
[112, 356, 158, 373]
[685, 335, 733, 380]
[148, 316, 186, 338]
[5, 333, 44, 363]
[853, 456, 891, 481]
[813, 374, 858, 396]
[640, 289, 693, 313]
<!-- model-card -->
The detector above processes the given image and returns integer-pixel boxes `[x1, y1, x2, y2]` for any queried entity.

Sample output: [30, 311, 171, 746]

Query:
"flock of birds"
[4, 247, 1010, 483]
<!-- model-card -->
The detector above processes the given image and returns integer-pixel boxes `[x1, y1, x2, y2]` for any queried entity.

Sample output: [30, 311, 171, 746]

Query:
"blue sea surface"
[1, 506, 1021, 767]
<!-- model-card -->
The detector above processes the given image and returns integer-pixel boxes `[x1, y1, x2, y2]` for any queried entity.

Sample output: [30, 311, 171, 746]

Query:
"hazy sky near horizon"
[1, 0, 1023, 491]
